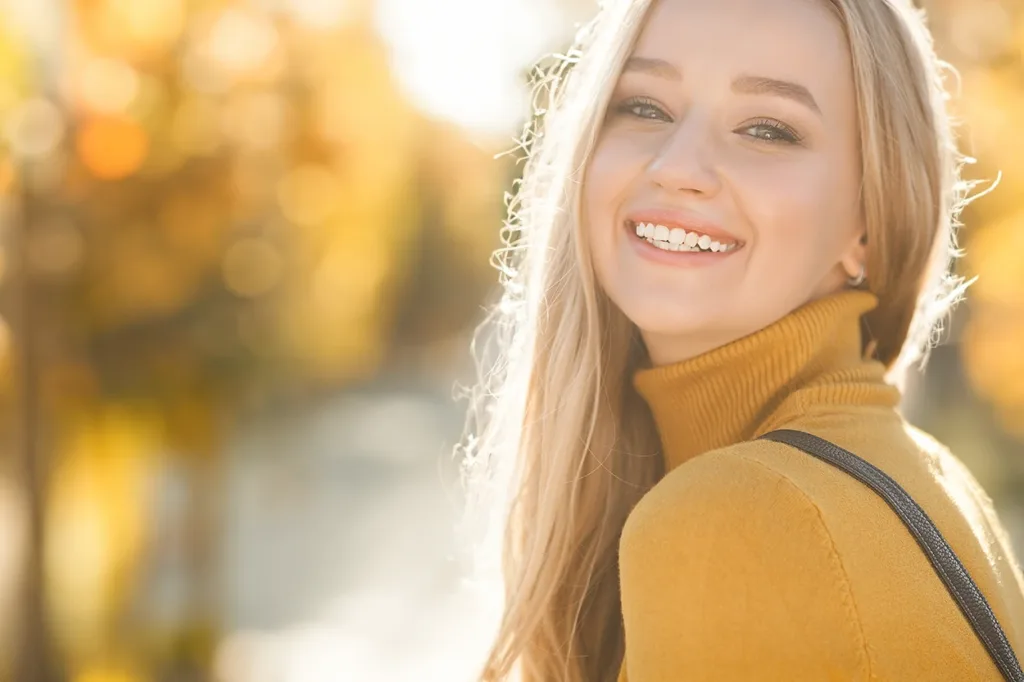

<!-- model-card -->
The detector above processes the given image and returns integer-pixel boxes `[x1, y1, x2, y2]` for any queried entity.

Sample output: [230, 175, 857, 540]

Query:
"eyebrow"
[622, 56, 682, 82]
[622, 57, 822, 116]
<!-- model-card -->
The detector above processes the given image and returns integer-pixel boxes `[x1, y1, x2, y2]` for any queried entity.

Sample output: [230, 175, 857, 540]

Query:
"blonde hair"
[458, 1, 984, 680]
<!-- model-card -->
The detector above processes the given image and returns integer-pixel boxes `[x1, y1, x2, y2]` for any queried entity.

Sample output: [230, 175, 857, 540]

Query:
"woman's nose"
[646, 113, 722, 196]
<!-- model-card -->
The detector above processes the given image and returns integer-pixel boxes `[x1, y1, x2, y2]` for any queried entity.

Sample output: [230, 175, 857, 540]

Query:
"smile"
[627, 221, 742, 253]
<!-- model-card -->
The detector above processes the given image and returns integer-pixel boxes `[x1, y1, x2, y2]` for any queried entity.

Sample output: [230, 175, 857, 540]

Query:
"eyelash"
[613, 96, 804, 145]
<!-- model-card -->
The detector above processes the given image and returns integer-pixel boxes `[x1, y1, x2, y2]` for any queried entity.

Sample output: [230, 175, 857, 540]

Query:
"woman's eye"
[611, 102, 802, 145]
[740, 119, 803, 145]
[614, 97, 671, 122]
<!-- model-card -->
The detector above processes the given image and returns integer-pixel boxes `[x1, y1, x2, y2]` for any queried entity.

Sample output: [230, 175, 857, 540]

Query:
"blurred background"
[0, 0, 1020, 680]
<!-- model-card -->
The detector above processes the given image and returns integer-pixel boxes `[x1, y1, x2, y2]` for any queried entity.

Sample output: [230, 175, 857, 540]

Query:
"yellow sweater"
[616, 290, 1024, 681]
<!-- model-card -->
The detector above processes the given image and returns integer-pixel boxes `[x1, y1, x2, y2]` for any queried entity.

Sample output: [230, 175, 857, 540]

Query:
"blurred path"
[217, 371, 500, 682]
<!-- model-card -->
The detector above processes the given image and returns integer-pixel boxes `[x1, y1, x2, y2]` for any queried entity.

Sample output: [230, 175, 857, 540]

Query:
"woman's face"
[583, 0, 867, 365]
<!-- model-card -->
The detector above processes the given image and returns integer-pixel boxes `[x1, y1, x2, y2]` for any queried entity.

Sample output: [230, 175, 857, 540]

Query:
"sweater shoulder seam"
[731, 450, 874, 680]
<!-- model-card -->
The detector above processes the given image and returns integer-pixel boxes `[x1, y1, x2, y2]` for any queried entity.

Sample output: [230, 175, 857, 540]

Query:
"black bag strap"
[760, 428, 1024, 681]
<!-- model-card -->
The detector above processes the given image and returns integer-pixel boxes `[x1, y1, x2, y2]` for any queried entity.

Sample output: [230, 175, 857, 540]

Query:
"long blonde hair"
[458, 1, 983, 680]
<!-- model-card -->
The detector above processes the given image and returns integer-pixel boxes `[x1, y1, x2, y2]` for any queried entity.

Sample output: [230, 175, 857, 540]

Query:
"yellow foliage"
[75, 666, 146, 682]
[47, 406, 161, 662]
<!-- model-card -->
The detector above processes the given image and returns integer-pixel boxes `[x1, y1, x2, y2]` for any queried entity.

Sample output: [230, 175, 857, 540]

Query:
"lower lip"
[624, 222, 742, 267]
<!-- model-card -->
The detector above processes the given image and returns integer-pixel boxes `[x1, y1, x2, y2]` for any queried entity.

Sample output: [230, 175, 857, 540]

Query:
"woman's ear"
[840, 229, 868, 281]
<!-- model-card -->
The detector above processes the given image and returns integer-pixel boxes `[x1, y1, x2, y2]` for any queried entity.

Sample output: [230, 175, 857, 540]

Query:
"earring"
[847, 264, 866, 288]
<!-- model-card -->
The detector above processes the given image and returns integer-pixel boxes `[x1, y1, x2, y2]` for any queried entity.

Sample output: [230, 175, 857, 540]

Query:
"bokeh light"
[76, 116, 148, 179]
[4, 97, 65, 159]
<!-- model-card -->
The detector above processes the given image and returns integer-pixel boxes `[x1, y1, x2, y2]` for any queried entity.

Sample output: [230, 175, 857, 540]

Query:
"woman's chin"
[624, 301, 727, 339]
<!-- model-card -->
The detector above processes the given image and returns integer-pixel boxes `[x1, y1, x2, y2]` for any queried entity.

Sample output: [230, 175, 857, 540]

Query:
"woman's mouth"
[626, 220, 743, 253]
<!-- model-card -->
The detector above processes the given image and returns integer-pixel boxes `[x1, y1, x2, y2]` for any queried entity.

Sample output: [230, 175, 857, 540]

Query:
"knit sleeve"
[617, 448, 872, 682]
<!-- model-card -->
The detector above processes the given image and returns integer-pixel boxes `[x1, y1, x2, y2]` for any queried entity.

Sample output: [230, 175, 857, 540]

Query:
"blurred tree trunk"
[11, 169, 65, 682]
[10, 0, 70, 674]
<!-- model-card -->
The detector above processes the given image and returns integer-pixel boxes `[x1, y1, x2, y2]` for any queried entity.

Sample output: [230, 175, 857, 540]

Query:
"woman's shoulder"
[621, 416, 1024, 625]
[624, 410, 914, 530]
[619, 419, 1024, 665]
[614, 437, 986, 680]
[617, 440, 872, 670]
[619, 438, 837, 560]
[620, 413, 999, 575]
[642, 412, 1006, 544]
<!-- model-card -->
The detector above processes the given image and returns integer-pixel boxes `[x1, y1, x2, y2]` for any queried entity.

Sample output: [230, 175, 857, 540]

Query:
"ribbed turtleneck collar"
[632, 290, 901, 472]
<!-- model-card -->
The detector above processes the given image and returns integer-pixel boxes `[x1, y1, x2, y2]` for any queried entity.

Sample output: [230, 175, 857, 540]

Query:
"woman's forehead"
[626, 0, 854, 119]
[631, 0, 850, 88]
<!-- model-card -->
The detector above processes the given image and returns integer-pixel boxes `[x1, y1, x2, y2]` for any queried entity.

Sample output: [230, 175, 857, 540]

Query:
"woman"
[458, 0, 1024, 680]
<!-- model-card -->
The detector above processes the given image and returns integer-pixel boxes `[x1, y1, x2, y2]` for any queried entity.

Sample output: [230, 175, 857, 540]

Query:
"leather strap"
[760, 428, 1023, 681]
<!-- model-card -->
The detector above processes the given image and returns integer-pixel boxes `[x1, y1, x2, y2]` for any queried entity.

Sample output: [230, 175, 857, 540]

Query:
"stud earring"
[847, 264, 866, 288]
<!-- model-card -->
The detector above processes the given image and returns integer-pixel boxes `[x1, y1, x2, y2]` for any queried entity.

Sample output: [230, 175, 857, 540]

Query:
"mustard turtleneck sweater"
[616, 290, 1024, 681]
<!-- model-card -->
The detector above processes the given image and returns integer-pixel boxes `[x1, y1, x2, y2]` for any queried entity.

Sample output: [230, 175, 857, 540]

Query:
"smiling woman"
[585, 0, 866, 365]
[458, 1, 1024, 681]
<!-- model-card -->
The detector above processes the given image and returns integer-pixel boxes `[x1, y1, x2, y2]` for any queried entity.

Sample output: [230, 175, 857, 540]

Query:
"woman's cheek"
[738, 163, 828, 239]
[585, 136, 646, 225]
[602, 129, 661, 172]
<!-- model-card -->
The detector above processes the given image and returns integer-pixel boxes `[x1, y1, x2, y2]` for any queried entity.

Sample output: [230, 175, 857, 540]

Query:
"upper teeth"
[632, 222, 737, 252]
